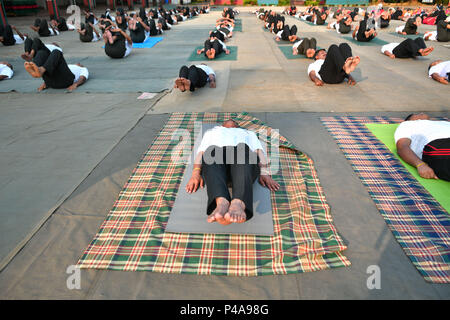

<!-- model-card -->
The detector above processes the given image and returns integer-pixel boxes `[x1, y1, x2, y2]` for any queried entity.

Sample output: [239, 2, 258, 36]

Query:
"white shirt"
[45, 44, 63, 52]
[381, 42, 399, 54]
[0, 63, 13, 79]
[307, 59, 325, 81]
[195, 64, 215, 78]
[292, 39, 303, 49]
[68, 65, 89, 83]
[197, 126, 264, 155]
[428, 61, 450, 79]
[394, 120, 450, 159]
[13, 35, 25, 44]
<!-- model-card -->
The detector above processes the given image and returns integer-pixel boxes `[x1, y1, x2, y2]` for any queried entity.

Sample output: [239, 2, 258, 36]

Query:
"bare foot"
[342, 57, 353, 74]
[24, 62, 42, 78]
[350, 56, 360, 69]
[208, 198, 230, 225]
[419, 47, 434, 56]
[182, 78, 191, 91]
[174, 78, 184, 91]
[21, 53, 32, 62]
[224, 199, 247, 224]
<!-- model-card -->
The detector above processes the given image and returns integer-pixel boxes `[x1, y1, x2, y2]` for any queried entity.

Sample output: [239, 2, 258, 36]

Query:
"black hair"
[314, 49, 326, 60]
[404, 114, 414, 121]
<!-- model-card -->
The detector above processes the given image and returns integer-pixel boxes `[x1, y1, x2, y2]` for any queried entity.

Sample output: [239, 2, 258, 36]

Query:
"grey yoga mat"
[165, 123, 274, 235]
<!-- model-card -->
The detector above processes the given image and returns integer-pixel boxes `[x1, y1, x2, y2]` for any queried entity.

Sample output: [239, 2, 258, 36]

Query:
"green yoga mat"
[389, 32, 424, 39]
[188, 46, 238, 61]
[278, 45, 309, 59]
[366, 123, 450, 212]
[234, 19, 242, 32]
[343, 36, 389, 46]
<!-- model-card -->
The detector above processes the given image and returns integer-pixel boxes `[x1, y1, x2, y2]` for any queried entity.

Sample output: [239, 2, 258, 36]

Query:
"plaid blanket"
[77, 112, 350, 276]
[322, 116, 450, 284]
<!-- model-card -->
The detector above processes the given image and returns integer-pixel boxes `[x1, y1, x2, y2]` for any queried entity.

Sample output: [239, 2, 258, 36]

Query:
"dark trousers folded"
[34, 49, 75, 89]
[179, 65, 208, 92]
[422, 138, 450, 181]
[202, 143, 260, 220]
[319, 43, 352, 84]
[393, 37, 426, 58]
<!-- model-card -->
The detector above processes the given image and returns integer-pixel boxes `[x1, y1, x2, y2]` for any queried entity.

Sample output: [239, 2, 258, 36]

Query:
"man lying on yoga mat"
[292, 37, 317, 58]
[0, 24, 27, 46]
[308, 43, 360, 86]
[0, 62, 13, 81]
[197, 38, 230, 60]
[352, 14, 377, 42]
[275, 24, 299, 42]
[381, 37, 434, 59]
[424, 17, 450, 42]
[174, 64, 216, 92]
[186, 120, 280, 225]
[23, 49, 89, 92]
[21, 37, 62, 62]
[396, 16, 421, 35]
[395, 113, 450, 181]
[428, 60, 450, 85]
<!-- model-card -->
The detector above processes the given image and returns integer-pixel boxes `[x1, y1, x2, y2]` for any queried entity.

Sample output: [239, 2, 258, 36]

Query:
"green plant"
[305, 0, 319, 5]
[278, 0, 290, 6]
[243, 0, 258, 5]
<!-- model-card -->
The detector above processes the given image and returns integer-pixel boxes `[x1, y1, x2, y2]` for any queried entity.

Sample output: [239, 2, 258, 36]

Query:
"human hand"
[417, 163, 438, 179]
[186, 173, 204, 193]
[259, 175, 280, 192]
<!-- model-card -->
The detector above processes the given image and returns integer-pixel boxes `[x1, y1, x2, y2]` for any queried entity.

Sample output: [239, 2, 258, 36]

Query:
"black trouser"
[148, 19, 160, 36]
[297, 37, 316, 55]
[79, 24, 94, 42]
[34, 49, 75, 89]
[338, 21, 351, 34]
[380, 18, 389, 28]
[202, 144, 260, 220]
[422, 138, 450, 181]
[24, 38, 50, 64]
[130, 23, 146, 43]
[392, 38, 426, 58]
[179, 65, 208, 92]
[105, 33, 126, 59]
[319, 43, 352, 84]
[356, 19, 374, 42]
[204, 39, 223, 57]
[210, 30, 225, 42]
[281, 24, 297, 40]
[1, 24, 16, 46]
[437, 20, 450, 42]
[37, 19, 51, 37]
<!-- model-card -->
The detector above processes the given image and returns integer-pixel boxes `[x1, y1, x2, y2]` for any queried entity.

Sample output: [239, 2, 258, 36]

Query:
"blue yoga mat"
[102, 37, 163, 49]
[132, 36, 163, 48]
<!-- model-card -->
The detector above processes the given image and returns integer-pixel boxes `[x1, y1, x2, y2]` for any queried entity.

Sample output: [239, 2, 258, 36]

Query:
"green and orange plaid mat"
[77, 112, 350, 275]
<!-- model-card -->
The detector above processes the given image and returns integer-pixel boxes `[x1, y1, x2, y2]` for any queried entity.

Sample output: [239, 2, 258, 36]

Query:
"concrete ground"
[0, 6, 449, 300]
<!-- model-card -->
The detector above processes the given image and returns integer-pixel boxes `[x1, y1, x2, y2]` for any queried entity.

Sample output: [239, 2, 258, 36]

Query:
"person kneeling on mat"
[23, 49, 89, 92]
[307, 43, 360, 86]
[395, 113, 450, 181]
[186, 120, 280, 225]
[174, 64, 216, 92]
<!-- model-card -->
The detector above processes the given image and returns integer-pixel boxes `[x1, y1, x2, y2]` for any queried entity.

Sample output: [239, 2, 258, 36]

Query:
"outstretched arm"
[67, 75, 87, 92]
[256, 149, 280, 192]
[431, 73, 448, 85]
[186, 151, 204, 193]
[309, 71, 324, 86]
[396, 138, 438, 179]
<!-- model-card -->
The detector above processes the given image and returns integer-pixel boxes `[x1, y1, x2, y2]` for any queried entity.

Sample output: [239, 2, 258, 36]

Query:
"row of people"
[196, 7, 237, 60]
